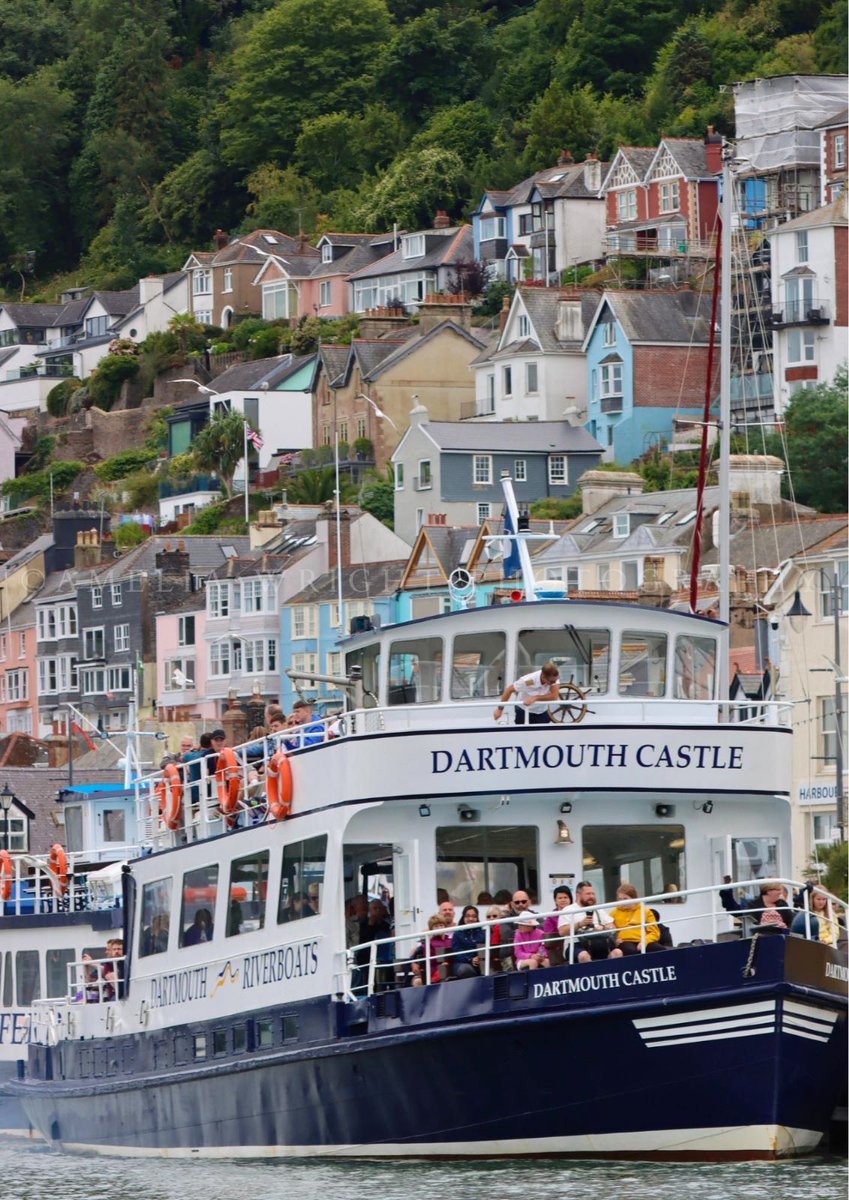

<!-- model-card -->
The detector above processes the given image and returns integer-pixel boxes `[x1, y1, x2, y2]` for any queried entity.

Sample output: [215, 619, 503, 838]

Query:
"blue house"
[582, 290, 713, 466]
[280, 562, 406, 711]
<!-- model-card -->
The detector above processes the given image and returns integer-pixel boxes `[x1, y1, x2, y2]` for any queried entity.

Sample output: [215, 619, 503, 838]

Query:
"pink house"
[0, 600, 38, 735]
[155, 597, 216, 722]
[257, 233, 397, 321]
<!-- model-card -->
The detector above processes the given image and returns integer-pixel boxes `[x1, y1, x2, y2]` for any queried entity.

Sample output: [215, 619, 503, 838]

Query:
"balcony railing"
[770, 299, 830, 327]
[3, 363, 73, 382]
[159, 475, 221, 499]
[605, 233, 716, 258]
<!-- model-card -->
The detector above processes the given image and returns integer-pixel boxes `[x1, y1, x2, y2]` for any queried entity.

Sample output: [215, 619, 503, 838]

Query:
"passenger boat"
[9, 580, 847, 1160]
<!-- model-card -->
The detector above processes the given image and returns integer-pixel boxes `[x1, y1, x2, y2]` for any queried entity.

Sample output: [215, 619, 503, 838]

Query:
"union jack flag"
[247, 426, 264, 451]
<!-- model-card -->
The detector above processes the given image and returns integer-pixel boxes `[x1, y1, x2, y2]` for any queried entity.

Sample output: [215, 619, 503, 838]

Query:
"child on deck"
[513, 912, 548, 970]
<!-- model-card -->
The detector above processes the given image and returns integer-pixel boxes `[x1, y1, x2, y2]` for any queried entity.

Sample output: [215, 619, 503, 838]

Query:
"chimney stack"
[433, 210, 451, 229]
[212, 229, 229, 251]
[704, 125, 723, 174]
[499, 294, 511, 334]
[558, 150, 574, 166]
[74, 528, 102, 570]
[582, 154, 601, 194]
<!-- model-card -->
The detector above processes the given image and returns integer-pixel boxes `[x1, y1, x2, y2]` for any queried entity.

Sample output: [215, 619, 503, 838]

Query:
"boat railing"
[334, 879, 845, 1000]
[0, 851, 114, 917]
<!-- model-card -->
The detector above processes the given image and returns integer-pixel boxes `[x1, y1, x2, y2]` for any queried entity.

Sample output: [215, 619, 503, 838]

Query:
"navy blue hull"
[14, 938, 848, 1160]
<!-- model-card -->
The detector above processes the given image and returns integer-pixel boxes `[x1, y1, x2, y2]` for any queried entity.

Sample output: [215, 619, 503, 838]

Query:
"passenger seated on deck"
[542, 885, 573, 966]
[141, 912, 170, 956]
[720, 880, 794, 932]
[790, 889, 846, 946]
[607, 884, 661, 957]
[183, 907, 213, 945]
[561, 881, 616, 963]
[101, 938, 125, 1001]
[410, 914, 452, 985]
[450, 905, 487, 979]
[513, 912, 548, 969]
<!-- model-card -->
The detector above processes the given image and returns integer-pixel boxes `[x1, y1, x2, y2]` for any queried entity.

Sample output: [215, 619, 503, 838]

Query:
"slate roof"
[534, 161, 610, 200]
[516, 286, 600, 353]
[656, 138, 716, 180]
[287, 560, 407, 604]
[701, 516, 848, 571]
[83, 535, 253, 583]
[419, 420, 602, 454]
[816, 106, 849, 129]
[319, 345, 351, 386]
[91, 288, 140, 317]
[309, 242, 389, 280]
[209, 353, 316, 393]
[362, 321, 487, 382]
[258, 519, 321, 557]
[207, 551, 294, 581]
[347, 226, 473, 280]
[599, 290, 713, 344]
[351, 339, 408, 378]
[211, 229, 313, 266]
[3, 766, 125, 855]
[771, 194, 847, 233]
[0, 533, 54, 577]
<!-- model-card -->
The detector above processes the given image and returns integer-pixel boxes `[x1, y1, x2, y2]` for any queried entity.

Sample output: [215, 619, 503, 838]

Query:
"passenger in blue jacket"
[283, 700, 326, 750]
[450, 905, 488, 979]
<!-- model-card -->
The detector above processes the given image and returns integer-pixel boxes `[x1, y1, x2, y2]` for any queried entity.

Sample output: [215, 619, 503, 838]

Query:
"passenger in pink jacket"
[513, 913, 548, 970]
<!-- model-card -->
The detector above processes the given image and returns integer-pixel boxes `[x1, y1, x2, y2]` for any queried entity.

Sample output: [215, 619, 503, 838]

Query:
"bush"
[248, 327, 282, 359]
[24, 435, 56, 474]
[46, 378, 82, 418]
[1, 461, 84, 506]
[530, 495, 583, 519]
[229, 318, 269, 351]
[180, 501, 230, 534]
[95, 448, 158, 481]
[353, 437, 373, 459]
[121, 471, 160, 510]
[114, 522, 150, 550]
[88, 353, 141, 411]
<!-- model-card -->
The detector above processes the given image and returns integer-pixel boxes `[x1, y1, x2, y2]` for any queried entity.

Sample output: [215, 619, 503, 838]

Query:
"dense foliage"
[764, 368, 849, 512]
[0, 0, 841, 295]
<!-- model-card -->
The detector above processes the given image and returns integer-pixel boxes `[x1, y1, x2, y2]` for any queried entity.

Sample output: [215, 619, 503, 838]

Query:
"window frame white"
[472, 454, 492, 485]
[193, 269, 212, 296]
[514, 459, 527, 482]
[114, 623, 130, 653]
[548, 455, 567, 486]
[525, 362, 539, 394]
[403, 234, 425, 259]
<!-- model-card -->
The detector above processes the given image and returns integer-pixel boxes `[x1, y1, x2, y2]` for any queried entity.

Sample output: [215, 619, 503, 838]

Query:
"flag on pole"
[247, 426, 264, 451]
[503, 505, 522, 579]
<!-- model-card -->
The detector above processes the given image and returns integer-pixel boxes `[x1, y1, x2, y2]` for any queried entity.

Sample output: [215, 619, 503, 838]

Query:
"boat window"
[618, 631, 667, 697]
[674, 635, 717, 700]
[1, 951, 10, 1006]
[517, 628, 610, 692]
[64, 805, 84, 853]
[46, 948, 75, 998]
[213, 1030, 228, 1056]
[233, 1025, 247, 1053]
[388, 637, 443, 704]
[16, 950, 40, 1005]
[450, 632, 506, 699]
[193, 1034, 207, 1060]
[582, 826, 686, 900]
[179, 864, 219, 948]
[435, 826, 539, 908]
[345, 643, 380, 708]
[102, 808, 126, 843]
[227, 851, 269, 937]
[278, 835, 328, 923]
[283, 1015, 299, 1041]
[257, 1019, 274, 1048]
[139, 877, 173, 958]
[731, 837, 778, 883]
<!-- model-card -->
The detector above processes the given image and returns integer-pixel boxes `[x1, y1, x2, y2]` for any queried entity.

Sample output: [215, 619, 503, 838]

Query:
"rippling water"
[3, 1141, 847, 1200]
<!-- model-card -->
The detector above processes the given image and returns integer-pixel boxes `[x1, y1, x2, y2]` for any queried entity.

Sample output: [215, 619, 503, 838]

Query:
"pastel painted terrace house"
[183, 228, 317, 328]
[391, 404, 603, 545]
[291, 232, 397, 320]
[346, 215, 473, 313]
[582, 288, 716, 465]
[471, 285, 598, 424]
[473, 152, 607, 284]
[600, 133, 722, 267]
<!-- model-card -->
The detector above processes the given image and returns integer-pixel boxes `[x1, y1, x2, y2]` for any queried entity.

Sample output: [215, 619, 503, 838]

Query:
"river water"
[3, 1141, 847, 1200]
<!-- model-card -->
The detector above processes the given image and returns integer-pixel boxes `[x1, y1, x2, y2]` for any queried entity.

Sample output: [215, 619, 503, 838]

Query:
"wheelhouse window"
[517, 627, 610, 692]
[673, 635, 716, 700]
[139, 878, 173, 957]
[345, 642, 380, 706]
[226, 851, 269, 937]
[581, 826, 686, 900]
[16, 950, 40, 1005]
[450, 631, 506, 699]
[179, 863, 219, 948]
[388, 636, 443, 704]
[436, 826, 539, 909]
[731, 836, 778, 883]
[619, 631, 667, 697]
[278, 835, 328, 923]
[46, 948, 75, 998]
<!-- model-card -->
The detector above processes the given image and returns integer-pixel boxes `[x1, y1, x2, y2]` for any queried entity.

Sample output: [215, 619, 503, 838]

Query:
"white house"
[111, 273, 189, 343]
[472, 285, 597, 424]
[769, 196, 848, 415]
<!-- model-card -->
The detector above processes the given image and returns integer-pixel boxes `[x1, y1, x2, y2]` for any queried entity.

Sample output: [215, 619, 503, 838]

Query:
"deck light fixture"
[555, 820, 573, 844]
[418, 804, 431, 818]
[458, 806, 479, 823]
[702, 800, 714, 814]
[559, 801, 573, 814]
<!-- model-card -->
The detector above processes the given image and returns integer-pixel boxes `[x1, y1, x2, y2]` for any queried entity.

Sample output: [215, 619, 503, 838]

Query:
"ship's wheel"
[548, 683, 588, 725]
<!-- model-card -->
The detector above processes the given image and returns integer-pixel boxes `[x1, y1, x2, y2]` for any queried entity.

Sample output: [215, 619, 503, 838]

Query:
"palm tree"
[192, 409, 249, 499]
[286, 467, 357, 505]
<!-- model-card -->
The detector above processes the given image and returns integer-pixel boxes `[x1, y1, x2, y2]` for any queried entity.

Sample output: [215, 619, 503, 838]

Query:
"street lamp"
[0, 782, 16, 853]
[785, 570, 846, 841]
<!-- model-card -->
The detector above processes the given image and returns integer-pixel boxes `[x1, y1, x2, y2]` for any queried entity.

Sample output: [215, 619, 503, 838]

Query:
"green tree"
[191, 407, 251, 498]
[359, 471, 395, 527]
[412, 103, 498, 169]
[354, 148, 468, 232]
[243, 164, 322, 238]
[764, 369, 849, 512]
[144, 149, 246, 247]
[530, 495, 583, 519]
[219, 0, 391, 172]
[556, 0, 688, 97]
[295, 107, 405, 195]
[377, 9, 492, 121]
[286, 467, 356, 504]
[814, 0, 848, 70]
[0, 0, 72, 80]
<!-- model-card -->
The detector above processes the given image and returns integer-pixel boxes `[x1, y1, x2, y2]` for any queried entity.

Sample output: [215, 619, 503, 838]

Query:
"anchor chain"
[742, 931, 761, 978]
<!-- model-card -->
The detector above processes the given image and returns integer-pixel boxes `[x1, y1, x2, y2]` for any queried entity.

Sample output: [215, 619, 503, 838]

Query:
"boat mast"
[500, 472, 537, 601]
[717, 143, 733, 701]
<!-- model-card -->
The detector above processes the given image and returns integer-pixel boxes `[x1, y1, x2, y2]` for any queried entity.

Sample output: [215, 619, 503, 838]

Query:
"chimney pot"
[212, 228, 229, 251]
[433, 210, 451, 229]
[558, 150, 574, 165]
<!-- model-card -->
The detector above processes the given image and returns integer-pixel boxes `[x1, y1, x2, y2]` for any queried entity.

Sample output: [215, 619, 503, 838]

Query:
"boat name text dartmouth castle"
[430, 743, 744, 774]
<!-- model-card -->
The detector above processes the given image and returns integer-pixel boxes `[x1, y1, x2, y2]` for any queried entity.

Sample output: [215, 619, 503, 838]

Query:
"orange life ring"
[156, 762, 184, 831]
[216, 747, 242, 826]
[0, 848, 12, 901]
[48, 843, 68, 896]
[266, 751, 293, 821]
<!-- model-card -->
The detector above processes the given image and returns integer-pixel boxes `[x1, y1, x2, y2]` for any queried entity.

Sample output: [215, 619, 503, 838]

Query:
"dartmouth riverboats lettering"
[241, 942, 319, 990]
[532, 964, 678, 998]
[149, 966, 209, 1009]
[431, 744, 744, 774]
[0, 1012, 33, 1044]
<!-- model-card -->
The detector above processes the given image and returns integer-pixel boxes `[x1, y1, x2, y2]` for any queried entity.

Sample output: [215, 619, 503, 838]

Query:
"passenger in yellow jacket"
[608, 883, 661, 957]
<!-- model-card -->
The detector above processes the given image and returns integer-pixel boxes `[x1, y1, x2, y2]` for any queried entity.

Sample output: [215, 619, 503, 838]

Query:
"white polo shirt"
[512, 669, 557, 712]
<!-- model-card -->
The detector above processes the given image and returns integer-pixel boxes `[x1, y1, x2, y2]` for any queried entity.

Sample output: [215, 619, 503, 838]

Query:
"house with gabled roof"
[473, 153, 607, 283]
[346, 217, 472, 312]
[471, 284, 598, 423]
[391, 405, 602, 544]
[818, 106, 847, 205]
[582, 288, 715, 464]
[299, 232, 397, 319]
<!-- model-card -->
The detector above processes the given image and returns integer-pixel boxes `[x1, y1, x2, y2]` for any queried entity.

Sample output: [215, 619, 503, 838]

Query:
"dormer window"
[518, 315, 531, 338]
[321, 243, 333, 263]
[613, 513, 630, 539]
[603, 322, 616, 347]
[403, 235, 425, 259]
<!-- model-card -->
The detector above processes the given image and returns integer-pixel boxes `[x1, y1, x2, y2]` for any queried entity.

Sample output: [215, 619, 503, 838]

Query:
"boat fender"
[0, 848, 12, 901]
[216, 747, 242, 827]
[156, 763, 184, 831]
[48, 843, 69, 896]
[266, 751, 293, 821]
